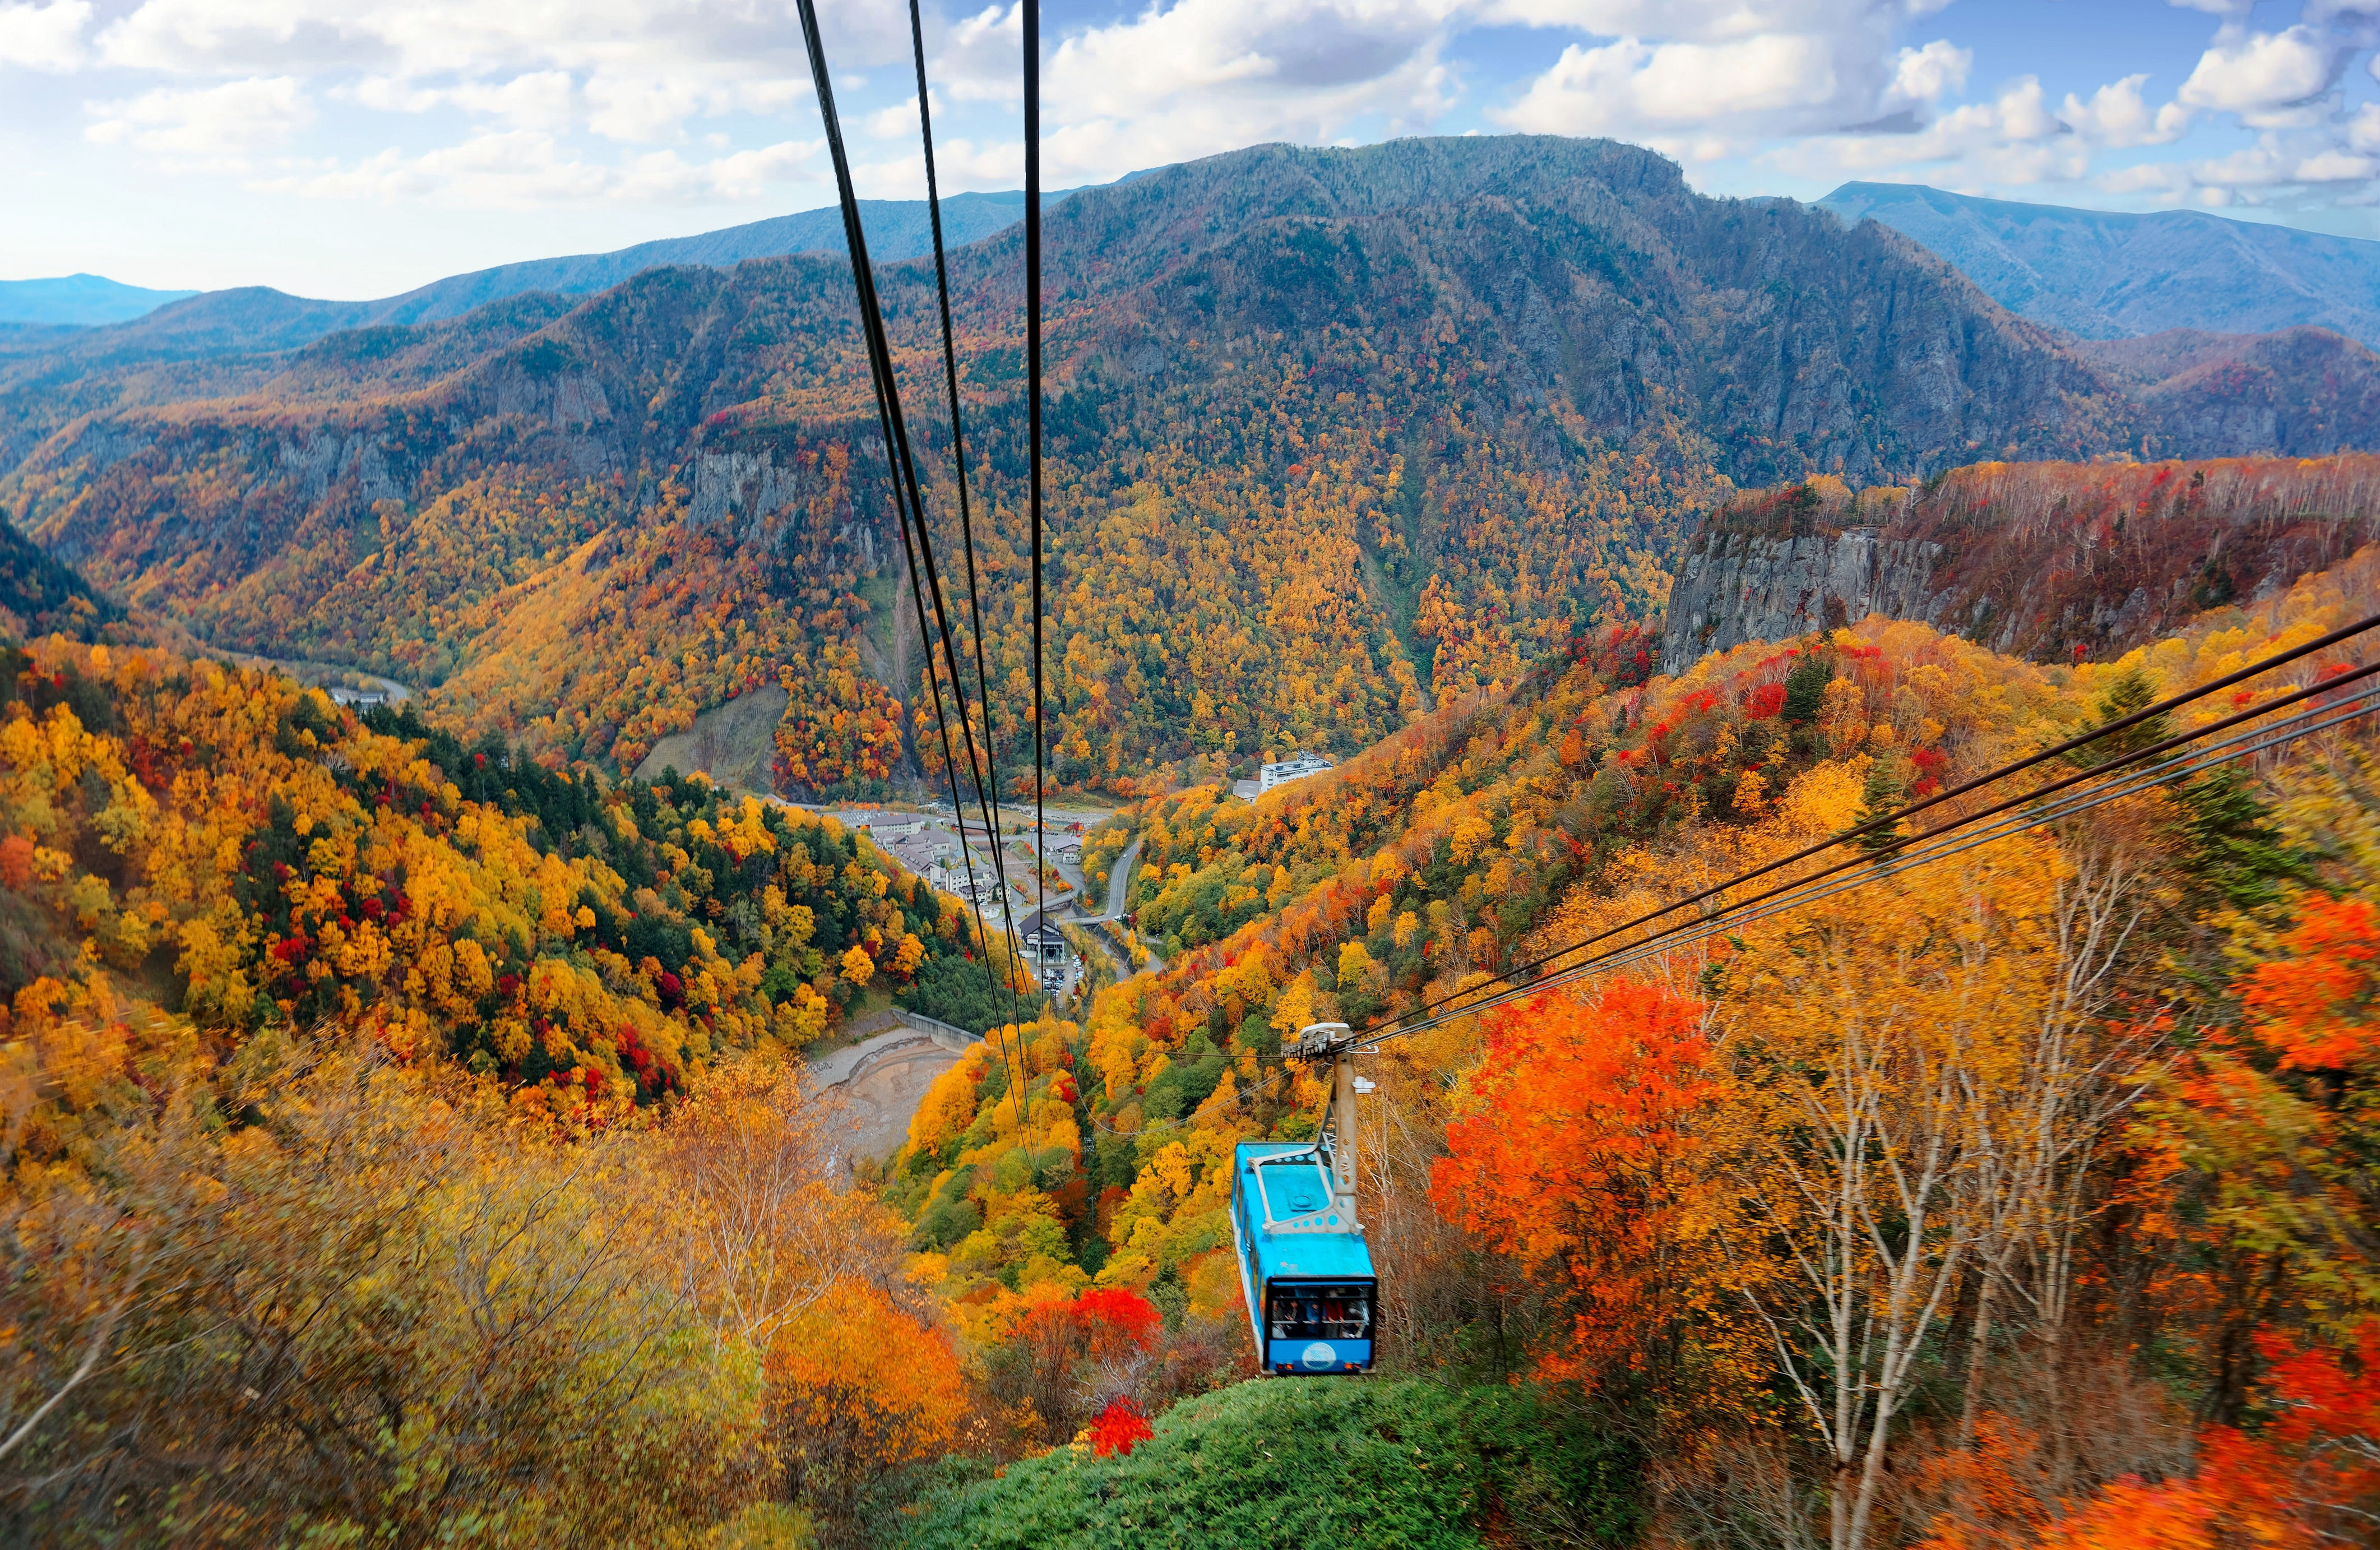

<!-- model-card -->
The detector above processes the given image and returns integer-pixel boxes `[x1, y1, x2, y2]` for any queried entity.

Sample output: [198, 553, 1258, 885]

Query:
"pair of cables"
[1100, 644, 2378, 1142]
[1328, 612, 2380, 1058]
[790, 0, 1050, 1139]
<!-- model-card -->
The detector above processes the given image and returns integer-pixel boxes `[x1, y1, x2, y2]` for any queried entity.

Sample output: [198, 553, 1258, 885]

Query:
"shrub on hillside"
[881, 1377, 1642, 1549]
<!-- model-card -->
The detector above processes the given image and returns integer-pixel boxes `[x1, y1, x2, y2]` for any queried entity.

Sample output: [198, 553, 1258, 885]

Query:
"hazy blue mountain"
[367, 189, 1041, 324]
[0, 274, 199, 326]
[0, 187, 1076, 364]
[1817, 182, 2380, 348]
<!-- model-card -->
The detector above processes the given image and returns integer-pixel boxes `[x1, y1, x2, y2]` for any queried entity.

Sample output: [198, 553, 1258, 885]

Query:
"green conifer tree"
[1854, 754, 1910, 858]
[2087, 666, 2170, 767]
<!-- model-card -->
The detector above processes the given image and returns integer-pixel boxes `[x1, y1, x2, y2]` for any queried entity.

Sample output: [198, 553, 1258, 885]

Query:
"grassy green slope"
[887, 1379, 1642, 1549]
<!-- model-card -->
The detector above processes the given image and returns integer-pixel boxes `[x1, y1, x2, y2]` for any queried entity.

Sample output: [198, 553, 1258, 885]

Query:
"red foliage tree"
[1086, 1396, 1155, 1458]
[1430, 979, 1720, 1380]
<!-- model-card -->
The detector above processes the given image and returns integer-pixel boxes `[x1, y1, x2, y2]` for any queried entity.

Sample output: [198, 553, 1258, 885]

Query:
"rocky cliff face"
[1660, 455, 2380, 673]
[1661, 518, 1942, 673]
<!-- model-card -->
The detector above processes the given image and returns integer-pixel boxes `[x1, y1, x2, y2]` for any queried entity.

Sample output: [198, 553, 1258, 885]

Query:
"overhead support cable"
[899, 0, 1038, 1117]
[1370, 609, 2380, 1042]
[1025, 0, 1049, 984]
[795, 0, 1035, 1117]
[903, 0, 1044, 1131]
[906, 0, 1010, 867]
[1339, 631, 2380, 1057]
[1362, 675, 2380, 1053]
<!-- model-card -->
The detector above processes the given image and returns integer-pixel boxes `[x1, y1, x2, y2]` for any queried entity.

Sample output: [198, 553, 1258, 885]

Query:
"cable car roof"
[1235, 1142, 1375, 1281]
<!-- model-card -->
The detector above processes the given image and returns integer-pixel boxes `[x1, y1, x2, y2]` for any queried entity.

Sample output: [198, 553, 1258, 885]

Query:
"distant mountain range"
[0, 274, 199, 327]
[302, 189, 1044, 327]
[0, 134, 2155, 780]
[12, 136, 2380, 793]
[27, 170, 2380, 374]
[1817, 182, 2380, 348]
[0, 188, 1063, 344]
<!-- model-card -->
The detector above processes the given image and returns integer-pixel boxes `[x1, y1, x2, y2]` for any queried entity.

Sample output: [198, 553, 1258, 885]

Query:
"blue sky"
[5, 0, 2379, 298]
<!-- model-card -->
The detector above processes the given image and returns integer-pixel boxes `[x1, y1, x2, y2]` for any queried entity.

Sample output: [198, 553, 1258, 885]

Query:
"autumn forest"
[6, 133, 2380, 1548]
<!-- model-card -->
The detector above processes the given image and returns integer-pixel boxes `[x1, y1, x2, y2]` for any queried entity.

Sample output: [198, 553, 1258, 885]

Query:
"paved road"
[228, 652, 413, 705]
[1105, 838, 1142, 918]
[1097, 839, 1166, 976]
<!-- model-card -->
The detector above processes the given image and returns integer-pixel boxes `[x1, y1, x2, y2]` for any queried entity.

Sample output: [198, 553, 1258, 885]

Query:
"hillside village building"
[1259, 751, 1333, 793]
[1017, 908, 1081, 996]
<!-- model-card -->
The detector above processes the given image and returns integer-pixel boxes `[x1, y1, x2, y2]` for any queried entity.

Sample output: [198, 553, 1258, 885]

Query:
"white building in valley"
[1259, 751, 1333, 793]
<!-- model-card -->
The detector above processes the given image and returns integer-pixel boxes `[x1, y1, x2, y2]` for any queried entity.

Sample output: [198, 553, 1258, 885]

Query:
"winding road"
[1104, 838, 1142, 919]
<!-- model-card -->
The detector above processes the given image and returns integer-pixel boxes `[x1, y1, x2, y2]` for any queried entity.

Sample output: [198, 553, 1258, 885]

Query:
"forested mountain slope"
[2076, 326, 2380, 456]
[1, 135, 2365, 801]
[1660, 454, 2380, 672]
[0, 624, 1051, 1107]
[1819, 179, 2380, 347]
[0, 517, 119, 641]
[8, 482, 2380, 1538]
[870, 544, 2380, 1547]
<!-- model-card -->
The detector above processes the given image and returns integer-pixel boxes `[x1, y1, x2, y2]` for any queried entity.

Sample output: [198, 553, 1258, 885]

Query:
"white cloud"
[2348, 100, 2380, 153]
[918, 132, 1022, 188]
[1034, 0, 1459, 182]
[1762, 75, 2094, 192]
[448, 70, 576, 131]
[89, 0, 904, 78]
[2178, 25, 2342, 119]
[35, 0, 2380, 258]
[932, 2, 1022, 106]
[346, 69, 577, 131]
[86, 75, 313, 164]
[0, 0, 90, 72]
[1885, 39, 1969, 105]
[2060, 74, 2191, 146]
[864, 95, 922, 141]
[260, 130, 821, 207]
[2190, 144, 2305, 189]
[2294, 146, 2378, 181]
[1500, 33, 1844, 141]
[584, 74, 711, 142]
[2089, 127, 2380, 210]
[84, 0, 867, 145]
[1490, 2, 1959, 154]
[1476, 0, 1938, 43]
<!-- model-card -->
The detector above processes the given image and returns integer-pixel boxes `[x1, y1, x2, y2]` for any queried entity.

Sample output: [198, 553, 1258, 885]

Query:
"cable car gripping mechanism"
[1251, 1023, 1371, 1237]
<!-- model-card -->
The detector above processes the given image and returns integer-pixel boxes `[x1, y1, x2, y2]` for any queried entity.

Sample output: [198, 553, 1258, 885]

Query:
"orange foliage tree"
[2009, 1324, 2380, 1549]
[1430, 980, 1737, 1391]
[767, 1280, 969, 1526]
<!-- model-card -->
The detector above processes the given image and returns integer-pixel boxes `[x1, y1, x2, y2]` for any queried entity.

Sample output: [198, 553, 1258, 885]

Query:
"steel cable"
[905, 0, 1018, 973]
[1372, 611, 2380, 1040]
[1024, 0, 1050, 1007]
[794, 0, 1034, 1119]
[1352, 675, 2379, 1053]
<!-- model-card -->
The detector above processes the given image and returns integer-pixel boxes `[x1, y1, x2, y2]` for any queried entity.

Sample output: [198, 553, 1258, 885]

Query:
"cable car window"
[1265, 1283, 1372, 1341]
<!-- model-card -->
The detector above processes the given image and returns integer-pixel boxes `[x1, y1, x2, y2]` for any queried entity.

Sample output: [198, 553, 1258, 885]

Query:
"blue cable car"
[1229, 1024, 1377, 1375]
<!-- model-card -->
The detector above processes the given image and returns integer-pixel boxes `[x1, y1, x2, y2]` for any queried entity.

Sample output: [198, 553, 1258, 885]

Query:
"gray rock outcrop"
[1660, 525, 1944, 674]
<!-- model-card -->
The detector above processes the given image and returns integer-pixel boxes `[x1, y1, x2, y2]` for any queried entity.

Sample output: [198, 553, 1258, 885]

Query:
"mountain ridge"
[1658, 454, 2379, 673]
[3, 187, 1071, 355]
[0, 272, 200, 327]
[10, 133, 2380, 798]
[1817, 180, 2380, 348]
